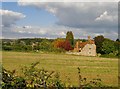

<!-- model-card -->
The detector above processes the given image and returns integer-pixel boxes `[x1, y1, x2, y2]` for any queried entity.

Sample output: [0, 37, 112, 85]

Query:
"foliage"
[102, 38, 115, 54]
[94, 35, 105, 54]
[116, 38, 120, 42]
[2, 45, 13, 51]
[53, 38, 73, 51]
[66, 31, 74, 47]
[53, 38, 65, 48]
[2, 68, 26, 89]
[2, 62, 106, 89]
[2, 39, 67, 53]
[2, 62, 65, 88]
[77, 67, 105, 88]
[39, 40, 52, 51]
[114, 41, 120, 56]
[2, 35, 119, 57]
[63, 40, 73, 51]
[21, 62, 65, 88]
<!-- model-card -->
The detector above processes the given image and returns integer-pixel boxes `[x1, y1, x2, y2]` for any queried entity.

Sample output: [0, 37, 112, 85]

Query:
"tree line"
[2, 31, 120, 57]
[2, 31, 74, 53]
[94, 35, 120, 57]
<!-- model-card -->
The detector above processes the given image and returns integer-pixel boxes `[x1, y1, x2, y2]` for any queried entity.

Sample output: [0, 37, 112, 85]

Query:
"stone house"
[74, 36, 96, 56]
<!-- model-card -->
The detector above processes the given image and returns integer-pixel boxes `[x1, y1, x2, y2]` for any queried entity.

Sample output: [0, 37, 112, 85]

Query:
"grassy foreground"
[2, 51, 118, 87]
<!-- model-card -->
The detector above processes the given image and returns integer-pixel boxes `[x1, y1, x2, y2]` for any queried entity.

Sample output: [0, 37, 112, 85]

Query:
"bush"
[2, 46, 13, 51]
[2, 62, 65, 88]
[2, 62, 106, 88]
[2, 68, 26, 89]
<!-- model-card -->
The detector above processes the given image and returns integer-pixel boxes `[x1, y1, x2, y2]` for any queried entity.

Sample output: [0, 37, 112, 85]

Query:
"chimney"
[76, 41, 79, 50]
[80, 41, 82, 43]
[88, 36, 91, 42]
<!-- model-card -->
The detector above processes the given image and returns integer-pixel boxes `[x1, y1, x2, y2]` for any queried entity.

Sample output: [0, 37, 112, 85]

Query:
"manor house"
[74, 36, 96, 56]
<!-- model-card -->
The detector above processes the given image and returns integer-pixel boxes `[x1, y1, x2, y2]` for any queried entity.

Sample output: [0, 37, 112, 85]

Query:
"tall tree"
[94, 35, 105, 54]
[66, 31, 74, 47]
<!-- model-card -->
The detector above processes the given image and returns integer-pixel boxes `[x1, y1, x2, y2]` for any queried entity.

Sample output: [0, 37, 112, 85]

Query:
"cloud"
[2, 2, 118, 40]
[0, 9, 26, 27]
[2, 25, 118, 40]
[17, 2, 118, 39]
[17, 0, 119, 2]
[95, 11, 117, 22]
[18, 2, 118, 28]
[23, 25, 31, 29]
[59, 31, 66, 36]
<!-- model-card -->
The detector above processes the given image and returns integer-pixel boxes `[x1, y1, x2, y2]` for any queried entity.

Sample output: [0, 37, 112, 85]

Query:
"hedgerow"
[2, 62, 107, 89]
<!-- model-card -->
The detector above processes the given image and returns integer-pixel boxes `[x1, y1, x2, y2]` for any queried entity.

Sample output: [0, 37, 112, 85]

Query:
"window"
[89, 52, 91, 54]
[89, 48, 91, 50]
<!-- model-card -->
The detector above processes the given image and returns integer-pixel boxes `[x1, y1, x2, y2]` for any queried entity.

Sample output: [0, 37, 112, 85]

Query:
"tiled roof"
[79, 40, 95, 48]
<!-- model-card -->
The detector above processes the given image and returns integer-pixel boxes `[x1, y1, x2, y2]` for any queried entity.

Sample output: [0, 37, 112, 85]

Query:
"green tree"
[116, 38, 120, 42]
[39, 40, 52, 51]
[114, 41, 120, 56]
[66, 31, 74, 47]
[94, 35, 105, 54]
[102, 38, 115, 54]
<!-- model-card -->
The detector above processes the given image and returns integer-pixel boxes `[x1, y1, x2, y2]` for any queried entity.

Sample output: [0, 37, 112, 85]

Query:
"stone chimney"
[88, 36, 91, 42]
[76, 41, 79, 50]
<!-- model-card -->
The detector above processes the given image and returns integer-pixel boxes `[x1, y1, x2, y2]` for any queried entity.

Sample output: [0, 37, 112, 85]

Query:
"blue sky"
[1, 1, 118, 40]
[2, 2, 58, 26]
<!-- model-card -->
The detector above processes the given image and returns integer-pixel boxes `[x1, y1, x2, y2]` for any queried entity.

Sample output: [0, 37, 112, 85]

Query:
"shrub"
[2, 68, 26, 89]
[2, 62, 106, 88]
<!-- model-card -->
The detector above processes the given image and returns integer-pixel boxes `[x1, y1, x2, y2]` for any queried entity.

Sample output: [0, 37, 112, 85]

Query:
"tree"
[53, 38, 65, 48]
[63, 40, 73, 51]
[66, 31, 74, 47]
[39, 40, 52, 51]
[114, 41, 120, 56]
[116, 38, 120, 42]
[53, 39, 72, 51]
[94, 35, 105, 54]
[102, 38, 115, 54]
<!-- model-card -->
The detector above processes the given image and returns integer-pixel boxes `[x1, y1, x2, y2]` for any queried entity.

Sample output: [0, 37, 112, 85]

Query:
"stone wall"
[80, 44, 96, 56]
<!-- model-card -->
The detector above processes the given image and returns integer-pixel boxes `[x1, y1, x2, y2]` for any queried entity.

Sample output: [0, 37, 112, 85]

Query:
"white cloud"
[2, 25, 118, 40]
[38, 30, 47, 35]
[17, 0, 119, 2]
[2, 2, 118, 40]
[0, 9, 25, 27]
[23, 25, 31, 29]
[59, 31, 66, 36]
[95, 11, 117, 22]
[17, 2, 118, 28]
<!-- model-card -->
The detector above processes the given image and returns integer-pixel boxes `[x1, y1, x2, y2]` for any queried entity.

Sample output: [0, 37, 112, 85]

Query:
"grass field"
[2, 51, 118, 87]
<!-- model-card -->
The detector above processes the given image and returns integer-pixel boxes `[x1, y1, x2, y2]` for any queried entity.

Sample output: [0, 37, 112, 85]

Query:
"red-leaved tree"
[53, 39, 73, 51]
[62, 40, 73, 51]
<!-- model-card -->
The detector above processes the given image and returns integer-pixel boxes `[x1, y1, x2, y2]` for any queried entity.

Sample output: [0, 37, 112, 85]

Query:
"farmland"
[2, 51, 118, 87]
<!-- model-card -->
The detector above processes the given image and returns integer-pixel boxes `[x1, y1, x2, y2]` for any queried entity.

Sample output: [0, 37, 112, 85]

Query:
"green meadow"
[2, 51, 118, 87]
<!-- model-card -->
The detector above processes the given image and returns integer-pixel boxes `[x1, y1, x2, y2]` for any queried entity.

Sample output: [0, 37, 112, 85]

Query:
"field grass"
[2, 51, 118, 87]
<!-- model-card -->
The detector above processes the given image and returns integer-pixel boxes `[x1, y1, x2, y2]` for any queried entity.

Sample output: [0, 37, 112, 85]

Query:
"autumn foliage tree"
[63, 40, 73, 51]
[53, 38, 65, 48]
[53, 38, 72, 51]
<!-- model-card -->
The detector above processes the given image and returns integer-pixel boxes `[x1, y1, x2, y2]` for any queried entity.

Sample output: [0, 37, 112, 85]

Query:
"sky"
[0, 0, 118, 40]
